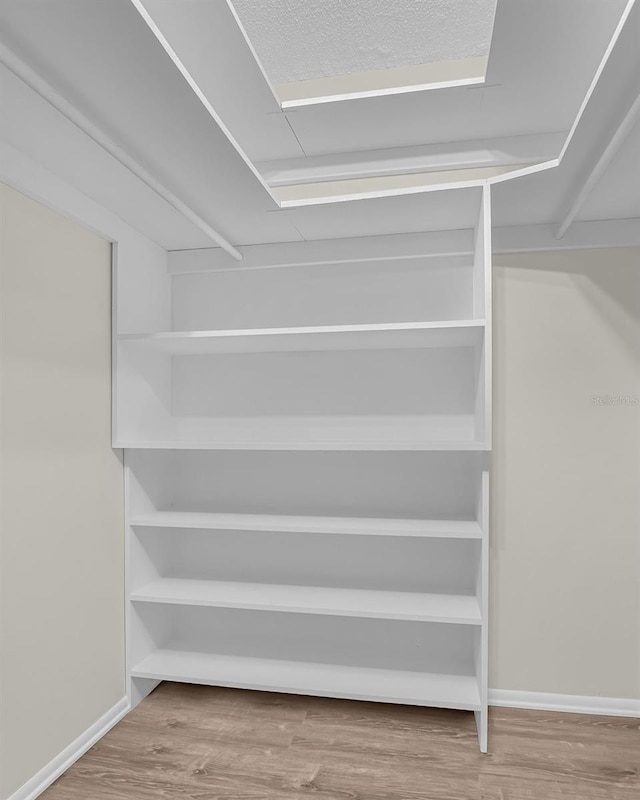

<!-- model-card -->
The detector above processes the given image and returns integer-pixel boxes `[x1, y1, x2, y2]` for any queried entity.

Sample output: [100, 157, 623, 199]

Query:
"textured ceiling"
[231, 0, 497, 84]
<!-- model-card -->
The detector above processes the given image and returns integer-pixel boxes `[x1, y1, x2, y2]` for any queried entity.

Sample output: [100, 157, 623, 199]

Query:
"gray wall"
[491, 247, 640, 699]
[0, 185, 125, 800]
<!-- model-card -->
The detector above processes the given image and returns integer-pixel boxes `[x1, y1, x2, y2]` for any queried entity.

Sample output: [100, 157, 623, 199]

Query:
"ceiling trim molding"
[0, 38, 242, 260]
[132, 0, 637, 210]
[276, 56, 488, 109]
[130, 0, 277, 208]
[557, 0, 637, 163]
[486, 159, 559, 185]
[258, 133, 565, 187]
[274, 169, 523, 209]
[270, 0, 636, 205]
[225, 0, 282, 108]
[556, 90, 640, 238]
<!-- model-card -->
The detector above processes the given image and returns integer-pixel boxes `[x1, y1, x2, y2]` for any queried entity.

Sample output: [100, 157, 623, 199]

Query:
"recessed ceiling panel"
[232, 0, 496, 84]
[283, 0, 628, 155]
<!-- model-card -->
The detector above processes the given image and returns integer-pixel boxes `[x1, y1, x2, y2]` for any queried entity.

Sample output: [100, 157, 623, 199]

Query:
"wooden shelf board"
[131, 650, 481, 711]
[118, 319, 485, 355]
[130, 578, 481, 625]
[129, 511, 483, 539]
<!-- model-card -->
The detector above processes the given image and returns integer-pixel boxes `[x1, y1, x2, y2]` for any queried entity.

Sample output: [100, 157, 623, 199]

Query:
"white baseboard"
[7, 697, 130, 800]
[490, 689, 640, 717]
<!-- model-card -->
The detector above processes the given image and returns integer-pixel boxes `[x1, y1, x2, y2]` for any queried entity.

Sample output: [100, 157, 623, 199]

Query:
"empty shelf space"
[129, 511, 483, 539]
[118, 319, 485, 355]
[130, 578, 482, 624]
[131, 650, 481, 711]
[118, 415, 486, 451]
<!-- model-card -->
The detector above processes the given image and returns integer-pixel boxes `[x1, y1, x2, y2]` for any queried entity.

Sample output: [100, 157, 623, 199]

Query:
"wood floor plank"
[482, 708, 639, 797]
[40, 683, 639, 800]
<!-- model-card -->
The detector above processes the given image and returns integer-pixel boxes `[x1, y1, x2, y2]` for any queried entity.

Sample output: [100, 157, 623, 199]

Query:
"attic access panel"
[231, 0, 497, 106]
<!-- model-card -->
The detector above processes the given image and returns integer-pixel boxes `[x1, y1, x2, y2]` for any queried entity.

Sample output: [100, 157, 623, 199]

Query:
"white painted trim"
[490, 689, 640, 718]
[130, 0, 277, 212]
[277, 174, 491, 209]
[556, 90, 640, 238]
[0, 40, 241, 260]
[6, 698, 130, 800]
[270, 0, 633, 201]
[487, 159, 558, 185]
[276, 56, 488, 108]
[271, 1, 636, 203]
[280, 75, 485, 108]
[224, 0, 282, 108]
[275, 167, 523, 207]
[259, 133, 564, 187]
[558, 0, 638, 163]
[3, 0, 632, 219]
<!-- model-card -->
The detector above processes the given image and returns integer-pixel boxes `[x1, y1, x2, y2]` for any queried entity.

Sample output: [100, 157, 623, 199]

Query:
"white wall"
[0, 185, 125, 800]
[491, 247, 640, 701]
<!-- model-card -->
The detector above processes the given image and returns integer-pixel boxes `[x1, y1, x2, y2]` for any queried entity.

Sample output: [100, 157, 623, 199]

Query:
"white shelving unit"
[116, 183, 492, 751]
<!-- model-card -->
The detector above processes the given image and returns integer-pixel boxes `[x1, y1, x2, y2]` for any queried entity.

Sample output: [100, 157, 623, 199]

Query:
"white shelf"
[119, 319, 485, 355]
[130, 578, 482, 625]
[120, 438, 489, 451]
[129, 511, 483, 539]
[131, 650, 481, 711]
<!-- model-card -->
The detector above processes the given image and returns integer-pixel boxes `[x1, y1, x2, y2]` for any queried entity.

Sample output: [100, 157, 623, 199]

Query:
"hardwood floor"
[43, 682, 639, 800]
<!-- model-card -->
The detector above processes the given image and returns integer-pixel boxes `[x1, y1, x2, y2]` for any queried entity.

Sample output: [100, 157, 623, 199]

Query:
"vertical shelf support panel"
[473, 183, 492, 447]
[473, 183, 492, 751]
[125, 455, 161, 707]
[474, 467, 490, 752]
